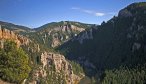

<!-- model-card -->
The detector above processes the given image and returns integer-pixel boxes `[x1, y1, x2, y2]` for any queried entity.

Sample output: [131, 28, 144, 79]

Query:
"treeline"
[102, 64, 146, 84]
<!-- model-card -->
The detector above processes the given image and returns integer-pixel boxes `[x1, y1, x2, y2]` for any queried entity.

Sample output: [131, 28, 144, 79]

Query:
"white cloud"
[71, 7, 105, 17]
[95, 13, 105, 16]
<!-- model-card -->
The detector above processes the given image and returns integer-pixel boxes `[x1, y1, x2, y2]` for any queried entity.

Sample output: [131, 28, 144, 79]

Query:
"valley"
[0, 2, 146, 84]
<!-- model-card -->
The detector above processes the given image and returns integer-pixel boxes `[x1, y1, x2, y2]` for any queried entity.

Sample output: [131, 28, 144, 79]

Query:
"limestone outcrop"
[40, 52, 82, 84]
[0, 25, 30, 48]
[49, 25, 85, 47]
[37, 23, 86, 48]
[45, 24, 85, 33]
[72, 28, 93, 44]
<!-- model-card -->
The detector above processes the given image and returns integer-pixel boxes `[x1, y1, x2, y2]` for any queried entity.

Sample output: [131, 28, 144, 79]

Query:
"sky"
[0, 0, 145, 28]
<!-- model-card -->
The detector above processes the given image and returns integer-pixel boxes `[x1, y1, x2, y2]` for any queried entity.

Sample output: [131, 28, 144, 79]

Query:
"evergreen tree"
[0, 40, 31, 83]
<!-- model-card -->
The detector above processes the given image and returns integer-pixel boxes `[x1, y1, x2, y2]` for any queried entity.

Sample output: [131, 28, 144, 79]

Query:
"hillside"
[57, 2, 146, 83]
[0, 21, 94, 48]
[0, 2, 146, 84]
[25, 21, 93, 48]
[0, 24, 84, 84]
[0, 21, 31, 33]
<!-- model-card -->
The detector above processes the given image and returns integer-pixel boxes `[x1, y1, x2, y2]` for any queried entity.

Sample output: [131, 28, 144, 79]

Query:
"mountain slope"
[0, 21, 31, 33]
[0, 2, 146, 84]
[57, 2, 146, 83]
[0, 20, 94, 48]
[26, 21, 94, 48]
[0, 24, 85, 84]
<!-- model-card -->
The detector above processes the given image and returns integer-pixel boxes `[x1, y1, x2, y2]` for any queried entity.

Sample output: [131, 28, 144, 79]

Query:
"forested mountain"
[0, 21, 89, 84]
[28, 21, 93, 48]
[57, 2, 146, 83]
[0, 21, 31, 33]
[0, 2, 146, 84]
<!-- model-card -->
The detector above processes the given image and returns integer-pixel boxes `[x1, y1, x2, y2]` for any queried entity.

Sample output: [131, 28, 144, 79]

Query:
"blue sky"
[0, 0, 145, 28]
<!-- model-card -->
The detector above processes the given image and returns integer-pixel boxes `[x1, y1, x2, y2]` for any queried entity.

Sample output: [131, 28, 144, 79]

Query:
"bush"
[0, 40, 31, 83]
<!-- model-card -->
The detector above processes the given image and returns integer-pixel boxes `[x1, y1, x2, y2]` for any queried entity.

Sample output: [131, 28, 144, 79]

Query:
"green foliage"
[79, 76, 92, 84]
[0, 21, 30, 32]
[128, 2, 146, 9]
[45, 68, 66, 84]
[36, 21, 92, 31]
[57, 2, 146, 83]
[57, 2, 146, 70]
[102, 65, 146, 84]
[0, 40, 31, 83]
[79, 76, 97, 84]
[70, 61, 84, 76]
[26, 21, 94, 49]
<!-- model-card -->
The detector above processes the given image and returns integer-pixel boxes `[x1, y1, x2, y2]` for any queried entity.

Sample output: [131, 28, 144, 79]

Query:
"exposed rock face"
[0, 25, 20, 47]
[72, 28, 93, 44]
[0, 25, 30, 48]
[47, 24, 85, 33]
[51, 36, 61, 47]
[40, 52, 82, 84]
[36, 22, 88, 48]
[17, 35, 30, 46]
[49, 24, 85, 47]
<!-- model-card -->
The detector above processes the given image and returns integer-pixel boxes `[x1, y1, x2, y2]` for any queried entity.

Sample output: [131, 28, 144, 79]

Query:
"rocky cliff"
[28, 21, 93, 48]
[49, 24, 85, 47]
[28, 52, 83, 84]
[71, 28, 94, 44]
[0, 25, 30, 48]
[0, 24, 84, 84]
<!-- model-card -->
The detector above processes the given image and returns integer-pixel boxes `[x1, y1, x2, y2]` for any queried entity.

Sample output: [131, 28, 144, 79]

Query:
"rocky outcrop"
[51, 35, 61, 47]
[72, 28, 93, 44]
[70, 25, 85, 32]
[37, 22, 87, 48]
[0, 25, 20, 47]
[45, 24, 85, 33]
[48, 25, 85, 47]
[17, 35, 30, 46]
[60, 25, 85, 32]
[40, 52, 82, 84]
[27, 52, 83, 84]
[0, 25, 31, 48]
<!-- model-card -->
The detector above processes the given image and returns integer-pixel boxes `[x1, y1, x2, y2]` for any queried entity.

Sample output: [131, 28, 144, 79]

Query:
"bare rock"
[40, 52, 83, 84]
[76, 28, 93, 44]
[0, 25, 31, 48]
[51, 37, 61, 47]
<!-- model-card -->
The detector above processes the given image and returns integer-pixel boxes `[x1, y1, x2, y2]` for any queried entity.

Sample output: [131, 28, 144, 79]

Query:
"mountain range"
[0, 2, 146, 84]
